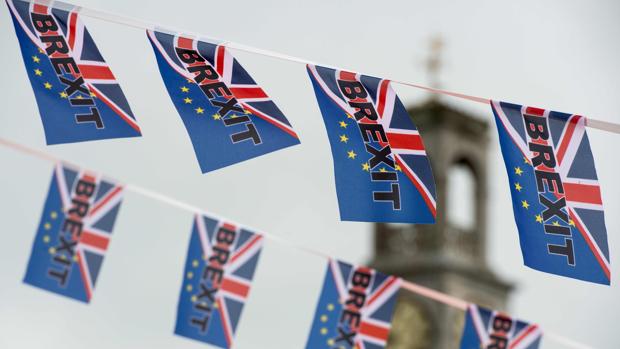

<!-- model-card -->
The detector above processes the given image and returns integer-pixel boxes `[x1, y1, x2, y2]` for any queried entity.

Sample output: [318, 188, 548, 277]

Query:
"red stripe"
[339, 70, 357, 81]
[359, 321, 390, 341]
[89, 186, 122, 217]
[32, 4, 48, 14]
[221, 278, 250, 298]
[221, 222, 236, 232]
[525, 106, 545, 117]
[230, 235, 262, 264]
[569, 209, 610, 280]
[79, 231, 109, 250]
[216, 298, 233, 347]
[396, 156, 436, 217]
[556, 116, 580, 164]
[366, 277, 397, 307]
[176, 36, 193, 50]
[229, 87, 268, 100]
[79, 65, 115, 80]
[508, 325, 538, 349]
[386, 132, 424, 151]
[216, 46, 226, 76]
[67, 12, 77, 50]
[376, 80, 390, 117]
[564, 182, 602, 205]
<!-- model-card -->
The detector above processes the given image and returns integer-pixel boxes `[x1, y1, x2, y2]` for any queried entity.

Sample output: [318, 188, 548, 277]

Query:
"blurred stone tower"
[372, 99, 512, 348]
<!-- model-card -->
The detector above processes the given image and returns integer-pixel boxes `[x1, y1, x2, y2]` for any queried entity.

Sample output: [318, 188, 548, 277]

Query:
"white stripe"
[569, 208, 610, 267]
[469, 305, 489, 344]
[329, 259, 348, 302]
[557, 116, 586, 177]
[394, 154, 436, 208]
[492, 100, 529, 155]
[226, 235, 263, 272]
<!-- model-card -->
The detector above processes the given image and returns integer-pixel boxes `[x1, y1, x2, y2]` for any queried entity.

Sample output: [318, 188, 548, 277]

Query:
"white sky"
[0, 0, 619, 348]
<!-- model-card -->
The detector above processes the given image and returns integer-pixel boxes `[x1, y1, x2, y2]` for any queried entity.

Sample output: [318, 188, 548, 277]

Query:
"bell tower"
[372, 100, 513, 348]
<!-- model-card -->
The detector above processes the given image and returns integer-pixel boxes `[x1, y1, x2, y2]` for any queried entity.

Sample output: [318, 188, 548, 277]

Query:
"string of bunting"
[0, 136, 594, 349]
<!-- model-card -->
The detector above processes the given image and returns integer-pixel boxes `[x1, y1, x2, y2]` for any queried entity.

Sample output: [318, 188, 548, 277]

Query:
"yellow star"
[231, 114, 239, 118]
[44, 223, 51, 230]
[514, 182, 522, 192]
[212, 113, 221, 120]
[90, 92, 97, 98]
[191, 295, 197, 302]
[523, 156, 530, 164]
[347, 150, 357, 159]
[521, 200, 529, 209]
[72, 255, 78, 262]
[186, 271, 194, 279]
[195, 107, 205, 114]
[553, 221, 561, 226]
[184, 97, 192, 104]
[186, 284, 193, 292]
[362, 163, 370, 172]
[186, 79, 194, 84]
[48, 247, 56, 254]
[339, 121, 348, 128]
[320, 315, 328, 322]
[339, 135, 349, 143]
[569, 219, 575, 227]
[44, 82, 52, 89]
[34, 69, 42, 76]
[346, 113, 354, 119]
[180, 86, 189, 93]
[38, 48, 44, 54]
[32, 55, 40, 63]
[379, 167, 387, 173]
[192, 259, 199, 268]
[514, 167, 523, 176]
[43, 235, 50, 243]
[59, 91, 68, 98]
[327, 339, 335, 346]
[244, 109, 252, 114]
[327, 303, 334, 311]
[535, 214, 543, 223]
[76, 95, 83, 100]
[320, 328, 328, 335]
[213, 302, 219, 309]
[395, 164, 402, 172]
[50, 211, 57, 219]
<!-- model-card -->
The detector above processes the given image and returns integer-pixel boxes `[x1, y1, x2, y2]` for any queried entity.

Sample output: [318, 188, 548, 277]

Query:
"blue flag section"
[146, 30, 300, 173]
[306, 65, 437, 223]
[491, 100, 610, 285]
[460, 304, 542, 349]
[5, 0, 141, 144]
[24, 163, 124, 303]
[305, 259, 401, 349]
[175, 214, 264, 348]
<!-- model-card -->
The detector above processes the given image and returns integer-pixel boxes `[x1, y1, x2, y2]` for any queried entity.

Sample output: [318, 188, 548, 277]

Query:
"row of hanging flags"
[26, 161, 544, 348]
[3, 0, 611, 286]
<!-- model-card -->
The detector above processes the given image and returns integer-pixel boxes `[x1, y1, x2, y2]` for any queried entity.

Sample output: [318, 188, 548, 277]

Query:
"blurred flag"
[491, 101, 610, 284]
[147, 30, 300, 173]
[460, 304, 542, 349]
[5, 0, 141, 144]
[305, 259, 401, 349]
[175, 213, 263, 348]
[307, 65, 436, 223]
[24, 163, 124, 303]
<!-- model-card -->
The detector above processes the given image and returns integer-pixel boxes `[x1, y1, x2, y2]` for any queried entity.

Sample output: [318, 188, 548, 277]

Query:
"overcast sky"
[0, 0, 619, 348]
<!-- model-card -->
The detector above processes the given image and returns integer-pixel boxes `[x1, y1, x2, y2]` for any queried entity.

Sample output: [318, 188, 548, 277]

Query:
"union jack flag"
[305, 259, 401, 349]
[175, 213, 263, 348]
[5, 0, 141, 144]
[307, 65, 436, 223]
[492, 100, 610, 284]
[24, 163, 124, 303]
[460, 304, 542, 349]
[147, 30, 300, 173]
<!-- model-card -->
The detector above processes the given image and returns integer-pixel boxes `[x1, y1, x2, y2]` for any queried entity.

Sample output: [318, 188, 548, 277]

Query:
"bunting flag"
[5, 0, 141, 144]
[146, 30, 300, 173]
[306, 65, 436, 223]
[491, 101, 610, 285]
[460, 304, 542, 349]
[24, 163, 124, 303]
[305, 259, 401, 349]
[175, 213, 264, 348]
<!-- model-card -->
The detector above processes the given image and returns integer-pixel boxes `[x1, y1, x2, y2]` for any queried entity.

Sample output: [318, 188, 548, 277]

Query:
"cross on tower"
[426, 35, 444, 89]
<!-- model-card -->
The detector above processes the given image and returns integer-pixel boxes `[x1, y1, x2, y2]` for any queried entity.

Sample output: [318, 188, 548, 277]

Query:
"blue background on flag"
[492, 101, 609, 284]
[307, 67, 435, 223]
[6, 0, 141, 144]
[147, 32, 300, 173]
